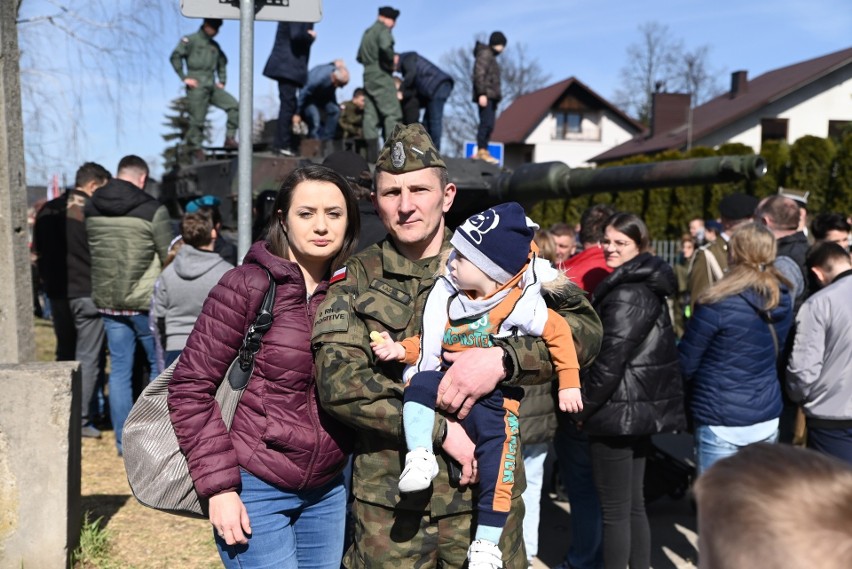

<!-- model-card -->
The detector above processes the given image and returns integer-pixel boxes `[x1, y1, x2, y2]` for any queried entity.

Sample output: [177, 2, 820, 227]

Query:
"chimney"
[730, 70, 748, 98]
[651, 93, 691, 137]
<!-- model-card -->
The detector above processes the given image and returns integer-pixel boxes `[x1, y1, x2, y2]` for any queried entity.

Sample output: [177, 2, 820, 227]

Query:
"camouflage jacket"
[337, 100, 363, 139]
[312, 229, 602, 516]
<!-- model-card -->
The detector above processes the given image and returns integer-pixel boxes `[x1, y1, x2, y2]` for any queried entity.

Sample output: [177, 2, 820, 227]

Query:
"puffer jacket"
[679, 287, 792, 427]
[85, 179, 173, 311]
[168, 241, 352, 498]
[472, 41, 502, 102]
[578, 253, 686, 436]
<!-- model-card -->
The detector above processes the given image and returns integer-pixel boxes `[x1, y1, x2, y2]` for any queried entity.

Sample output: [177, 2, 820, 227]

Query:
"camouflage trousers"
[344, 497, 527, 568]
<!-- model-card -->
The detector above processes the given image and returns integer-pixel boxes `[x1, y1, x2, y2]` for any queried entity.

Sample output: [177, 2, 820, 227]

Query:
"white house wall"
[697, 66, 852, 150]
[523, 110, 639, 167]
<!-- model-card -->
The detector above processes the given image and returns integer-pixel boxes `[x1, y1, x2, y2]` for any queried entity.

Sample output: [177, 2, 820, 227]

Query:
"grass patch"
[72, 513, 129, 569]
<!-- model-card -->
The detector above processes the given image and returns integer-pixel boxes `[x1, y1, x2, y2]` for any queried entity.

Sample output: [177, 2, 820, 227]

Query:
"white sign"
[180, 0, 322, 22]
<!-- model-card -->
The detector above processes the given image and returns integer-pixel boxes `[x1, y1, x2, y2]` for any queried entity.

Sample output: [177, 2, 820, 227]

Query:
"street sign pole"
[236, 0, 254, 263]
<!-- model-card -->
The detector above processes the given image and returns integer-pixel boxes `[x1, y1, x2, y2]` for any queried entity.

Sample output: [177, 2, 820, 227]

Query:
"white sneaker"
[398, 447, 439, 493]
[468, 539, 503, 569]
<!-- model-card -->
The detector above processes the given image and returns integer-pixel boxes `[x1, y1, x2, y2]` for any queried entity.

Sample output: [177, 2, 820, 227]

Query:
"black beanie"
[489, 31, 507, 47]
[450, 202, 537, 284]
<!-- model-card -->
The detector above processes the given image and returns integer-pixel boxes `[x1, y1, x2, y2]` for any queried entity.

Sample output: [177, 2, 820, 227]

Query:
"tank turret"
[160, 151, 766, 229]
[444, 154, 766, 226]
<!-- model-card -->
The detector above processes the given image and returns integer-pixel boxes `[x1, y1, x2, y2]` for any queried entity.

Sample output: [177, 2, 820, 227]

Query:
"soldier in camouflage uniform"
[312, 123, 603, 568]
[170, 18, 239, 158]
[356, 7, 402, 161]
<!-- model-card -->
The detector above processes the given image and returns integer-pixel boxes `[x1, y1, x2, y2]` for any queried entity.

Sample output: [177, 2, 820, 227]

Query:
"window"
[761, 118, 788, 143]
[828, 120, 852, 142]
[556, 111, 583, 138]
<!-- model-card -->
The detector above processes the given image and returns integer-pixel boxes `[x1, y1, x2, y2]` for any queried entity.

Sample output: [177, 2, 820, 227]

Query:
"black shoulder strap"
[228, 268, 276, 390]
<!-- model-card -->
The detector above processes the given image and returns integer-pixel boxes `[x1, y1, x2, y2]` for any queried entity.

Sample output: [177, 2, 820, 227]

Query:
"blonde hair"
[697, 222, 789, 310]
[534, 229, 558, 264]
[695, 443, 852, 569]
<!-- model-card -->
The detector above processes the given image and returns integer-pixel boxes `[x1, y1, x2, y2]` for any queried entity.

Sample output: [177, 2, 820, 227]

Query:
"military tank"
[160, 149, 766, 229]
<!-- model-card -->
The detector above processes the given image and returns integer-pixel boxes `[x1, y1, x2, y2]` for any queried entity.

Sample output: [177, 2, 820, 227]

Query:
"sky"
[16, 0, 852, 185]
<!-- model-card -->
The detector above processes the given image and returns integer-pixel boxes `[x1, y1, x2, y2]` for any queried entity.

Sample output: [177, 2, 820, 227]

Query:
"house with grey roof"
[592, 47, 852, 164]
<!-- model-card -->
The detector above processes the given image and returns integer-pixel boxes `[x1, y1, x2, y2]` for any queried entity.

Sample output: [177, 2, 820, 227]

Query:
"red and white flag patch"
[330, 267, 347, 284]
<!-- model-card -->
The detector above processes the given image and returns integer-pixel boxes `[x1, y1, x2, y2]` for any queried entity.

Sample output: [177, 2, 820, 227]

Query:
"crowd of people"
[29, 11, 852, 566]
[170, 7, 504, 164]
[30, 117, 852, 568]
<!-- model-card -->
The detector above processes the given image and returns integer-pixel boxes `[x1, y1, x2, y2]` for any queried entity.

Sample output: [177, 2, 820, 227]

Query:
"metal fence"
[652, 240, 681, 267]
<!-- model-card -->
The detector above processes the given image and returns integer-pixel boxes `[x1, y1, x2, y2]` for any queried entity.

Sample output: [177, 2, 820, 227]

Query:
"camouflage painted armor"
[312, 229, 602, 566]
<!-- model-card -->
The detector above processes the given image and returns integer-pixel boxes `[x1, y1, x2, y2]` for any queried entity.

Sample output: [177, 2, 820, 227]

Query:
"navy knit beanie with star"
[450, 202, 538, 284]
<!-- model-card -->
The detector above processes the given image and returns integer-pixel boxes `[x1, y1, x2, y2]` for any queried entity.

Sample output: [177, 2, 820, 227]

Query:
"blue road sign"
[464, 142, 504, 166]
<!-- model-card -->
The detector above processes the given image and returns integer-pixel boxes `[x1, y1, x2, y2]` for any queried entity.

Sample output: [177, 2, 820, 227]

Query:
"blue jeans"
[216, 470, 346, 569]
[102, 313, 160, 453]
[695, 425, 779, 475]
[521, 442, 548, 560]
[555, 421, 603, 569]
[164, 349, 182, 369]
[422, 80, 452, 151]
[303, 99, 341, 141]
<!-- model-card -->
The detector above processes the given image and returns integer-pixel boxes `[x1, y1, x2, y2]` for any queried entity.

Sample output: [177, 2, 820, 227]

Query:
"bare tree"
[613, 22, 682, 126]
[16, 1, 178, 181]
[440, 38, 550, 157]
[613, 22, 723, 126]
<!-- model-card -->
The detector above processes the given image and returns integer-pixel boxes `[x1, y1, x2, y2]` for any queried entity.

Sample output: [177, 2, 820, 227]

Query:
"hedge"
[528, 134, 852, 240]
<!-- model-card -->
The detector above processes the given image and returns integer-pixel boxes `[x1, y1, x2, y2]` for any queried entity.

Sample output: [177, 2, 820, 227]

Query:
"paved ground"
[530, 435, 698, 569]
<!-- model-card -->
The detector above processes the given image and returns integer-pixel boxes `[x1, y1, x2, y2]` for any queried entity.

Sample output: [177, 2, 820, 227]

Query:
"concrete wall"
[0, 362, 81, 569]
[0, 0, 34, 364]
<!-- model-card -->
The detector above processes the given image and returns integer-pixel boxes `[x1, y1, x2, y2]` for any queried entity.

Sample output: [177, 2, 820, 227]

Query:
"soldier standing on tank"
[312, 123, 602, 568]
[170, 18, 239, 162]
[356, 6, 402, 162]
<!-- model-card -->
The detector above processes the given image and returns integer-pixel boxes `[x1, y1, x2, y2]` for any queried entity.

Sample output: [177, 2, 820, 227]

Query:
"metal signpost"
[180, 0, 322, 262]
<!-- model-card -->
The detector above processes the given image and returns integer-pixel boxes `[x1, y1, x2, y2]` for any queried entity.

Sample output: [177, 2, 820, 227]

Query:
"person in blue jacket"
[294, 61, 350, 142]
[263, 22, 316, 155]
[395, 51, 454, 150]
[679, 222, 793, 474]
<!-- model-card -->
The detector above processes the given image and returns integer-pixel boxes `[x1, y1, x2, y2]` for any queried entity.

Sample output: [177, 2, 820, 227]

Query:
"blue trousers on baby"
[404, 370, 523, 533]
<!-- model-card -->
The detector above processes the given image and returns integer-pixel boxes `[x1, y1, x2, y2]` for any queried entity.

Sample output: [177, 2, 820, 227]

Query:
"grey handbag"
[123, 268, 275, 518]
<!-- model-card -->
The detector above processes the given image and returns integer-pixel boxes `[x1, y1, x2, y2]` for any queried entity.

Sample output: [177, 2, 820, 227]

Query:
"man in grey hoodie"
[153, 211, 233, 367]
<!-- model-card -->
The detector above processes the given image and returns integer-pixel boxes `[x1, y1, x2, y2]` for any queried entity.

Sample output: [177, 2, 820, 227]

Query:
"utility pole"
[0, 0, 35, 363]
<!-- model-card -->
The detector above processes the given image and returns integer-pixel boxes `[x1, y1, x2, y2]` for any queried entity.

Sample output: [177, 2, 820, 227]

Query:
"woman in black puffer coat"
[577, 213, 686, 569]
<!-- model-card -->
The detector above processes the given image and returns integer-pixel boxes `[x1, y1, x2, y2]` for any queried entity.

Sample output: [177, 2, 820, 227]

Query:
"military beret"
[378, 6, 400, 20]
[719, 192, 759, 221]
[203, 18, 223, 30]
[376, 123, 446, 173]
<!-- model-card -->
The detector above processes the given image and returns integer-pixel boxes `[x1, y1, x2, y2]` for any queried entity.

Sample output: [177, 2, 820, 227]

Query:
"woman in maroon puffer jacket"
[168, 165, 360, 568]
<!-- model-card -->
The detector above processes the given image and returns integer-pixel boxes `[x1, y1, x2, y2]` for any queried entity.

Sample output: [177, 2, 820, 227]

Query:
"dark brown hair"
[605, 212, 650, 252]
[180, 211, 214, 248]
[74, 162, 110, 189]
[266, 165, 360, 273]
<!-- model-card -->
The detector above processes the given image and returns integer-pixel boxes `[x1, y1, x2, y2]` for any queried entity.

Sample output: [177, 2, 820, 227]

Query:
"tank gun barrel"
[490, 154, 767, 203]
